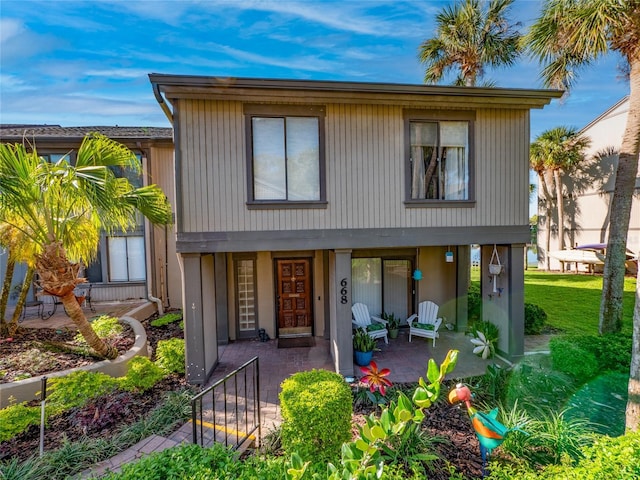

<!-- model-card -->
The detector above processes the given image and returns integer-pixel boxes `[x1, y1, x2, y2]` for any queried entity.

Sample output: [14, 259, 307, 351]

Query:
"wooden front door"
[276, 259, 312, 337]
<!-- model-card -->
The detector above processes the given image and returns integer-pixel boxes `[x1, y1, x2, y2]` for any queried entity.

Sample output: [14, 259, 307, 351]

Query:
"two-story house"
[149, 75, 561, 381]
[0, 125, 181, 310]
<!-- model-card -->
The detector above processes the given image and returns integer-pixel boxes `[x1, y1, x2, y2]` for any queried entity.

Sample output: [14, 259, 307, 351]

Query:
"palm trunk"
[627, 265, 640, 432]
[0, 258, 15, 336]
[538, 172, 553, 270]
[600, 60, 640, 334]
[553, 169, 564, 251]
[36, 241, 117, 359]
[59, 290, 117, 359]
[9, 266, 35, 336]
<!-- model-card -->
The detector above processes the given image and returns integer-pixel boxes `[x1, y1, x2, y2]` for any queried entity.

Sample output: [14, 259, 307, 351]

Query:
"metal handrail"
[190, 356, 260, 450]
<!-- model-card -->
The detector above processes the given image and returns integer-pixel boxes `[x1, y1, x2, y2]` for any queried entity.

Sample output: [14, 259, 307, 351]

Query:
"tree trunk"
[600, 60, 640, 334]
[627, 264, 640, 432]
[35, 241, 117, 359]
[59, 289, 118, 359]
[538, 172, 554, 270]
[8, 267, 35, 336]
[553, 169, 565, 251]
[0, 258, 15, 336]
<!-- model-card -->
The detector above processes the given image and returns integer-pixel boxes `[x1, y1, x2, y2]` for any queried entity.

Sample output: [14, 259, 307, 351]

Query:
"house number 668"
[340, 278, 348, 304]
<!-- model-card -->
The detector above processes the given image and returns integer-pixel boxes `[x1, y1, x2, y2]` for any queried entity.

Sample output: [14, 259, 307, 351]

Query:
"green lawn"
[524, 269, 636, 336]
[471, 268, 636, 336]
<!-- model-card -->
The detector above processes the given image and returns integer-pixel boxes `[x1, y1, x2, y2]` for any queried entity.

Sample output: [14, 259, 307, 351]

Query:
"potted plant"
[382, 312, 400, 339]
[353, 329, 376, 366]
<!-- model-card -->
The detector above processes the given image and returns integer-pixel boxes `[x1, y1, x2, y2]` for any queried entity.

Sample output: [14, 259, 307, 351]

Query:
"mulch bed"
[1, 316, 490, 478]
[352, 385, 486, 479]
[0, 313, 187, 464]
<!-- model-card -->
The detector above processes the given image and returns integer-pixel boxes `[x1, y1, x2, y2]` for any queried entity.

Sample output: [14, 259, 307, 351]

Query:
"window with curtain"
[409, 120, 470, 201]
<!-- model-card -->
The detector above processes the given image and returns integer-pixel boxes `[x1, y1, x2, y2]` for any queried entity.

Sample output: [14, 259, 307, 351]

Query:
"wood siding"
[177, 100, 530, 234]
[148, 145, 182, 308]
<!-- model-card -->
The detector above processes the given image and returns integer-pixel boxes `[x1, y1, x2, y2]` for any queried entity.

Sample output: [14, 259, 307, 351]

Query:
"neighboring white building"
[537, 97, 640, 272]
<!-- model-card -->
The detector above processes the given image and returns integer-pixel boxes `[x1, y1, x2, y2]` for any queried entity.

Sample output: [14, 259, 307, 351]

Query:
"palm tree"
[531, 127, 591, 255]
[418, 0, 522, 86]
[0, 221, 38, 336]
[525, 0, 640, 432]
[0, 134, 171, 359]
[529, 146, 555, 270]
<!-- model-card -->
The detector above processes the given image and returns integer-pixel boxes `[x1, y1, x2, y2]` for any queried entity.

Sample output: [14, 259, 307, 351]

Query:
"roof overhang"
[149, 74, 563, 124]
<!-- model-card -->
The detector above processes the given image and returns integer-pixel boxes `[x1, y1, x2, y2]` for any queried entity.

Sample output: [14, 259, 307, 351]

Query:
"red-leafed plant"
[359, 361, 392, 406]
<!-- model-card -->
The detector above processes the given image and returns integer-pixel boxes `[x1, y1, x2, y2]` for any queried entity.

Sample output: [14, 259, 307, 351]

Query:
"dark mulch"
[0, 311, 187, 464]
[0, 324, 134, 384]
[2, 315, 487, 478]
[353, 385, 486, 480]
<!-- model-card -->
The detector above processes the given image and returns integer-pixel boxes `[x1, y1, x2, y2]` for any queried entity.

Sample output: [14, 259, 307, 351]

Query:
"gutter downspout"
[152, 81, 173, 124]
[140, 147, 164, 316]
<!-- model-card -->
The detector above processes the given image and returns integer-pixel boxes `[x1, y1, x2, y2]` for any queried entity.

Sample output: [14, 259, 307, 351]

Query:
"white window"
[107, 236, 145, 282]
[252, 116, 320, 201]
[245, 104, 326, 206]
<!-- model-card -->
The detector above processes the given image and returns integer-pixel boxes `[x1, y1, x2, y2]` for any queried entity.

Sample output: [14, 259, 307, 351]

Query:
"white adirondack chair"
[406, 300, 442, 346]
[352, 303, 389, 344]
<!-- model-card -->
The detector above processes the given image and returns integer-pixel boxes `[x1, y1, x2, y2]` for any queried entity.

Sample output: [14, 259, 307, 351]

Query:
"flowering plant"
[359, 361, 392, 397]
[470, 330, 494, 359]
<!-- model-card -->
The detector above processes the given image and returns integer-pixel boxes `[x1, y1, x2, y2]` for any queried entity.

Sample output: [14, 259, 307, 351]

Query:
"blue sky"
[0, 0, 629, 140]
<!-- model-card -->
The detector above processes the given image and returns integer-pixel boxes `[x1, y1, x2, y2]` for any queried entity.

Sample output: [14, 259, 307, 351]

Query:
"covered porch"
[208, 327, 527, 430]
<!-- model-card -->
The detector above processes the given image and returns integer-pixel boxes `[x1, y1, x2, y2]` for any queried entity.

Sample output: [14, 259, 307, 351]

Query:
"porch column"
[181, 253, 218, 384]
[508, 244, 525, 362]
[329, 249, 353, 377]
[214, 252, 228, 345]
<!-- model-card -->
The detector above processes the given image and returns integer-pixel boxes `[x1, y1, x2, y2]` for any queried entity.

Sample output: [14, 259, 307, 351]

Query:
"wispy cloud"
[85, 68, 151, 79]
[0, 74, 36, 92]
[0, 18, 23, 43]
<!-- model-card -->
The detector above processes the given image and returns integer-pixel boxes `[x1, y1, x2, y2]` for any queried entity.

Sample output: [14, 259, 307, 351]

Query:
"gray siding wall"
[177, 100, 530, 234]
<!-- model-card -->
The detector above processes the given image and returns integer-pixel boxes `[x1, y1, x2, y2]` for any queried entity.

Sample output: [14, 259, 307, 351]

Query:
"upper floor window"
[405, 110, 475, 205]
[245, 104, 326, 207]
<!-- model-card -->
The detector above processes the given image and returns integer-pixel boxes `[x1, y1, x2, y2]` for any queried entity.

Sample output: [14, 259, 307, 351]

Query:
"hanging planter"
[488, 245, 503, 275]
[488, 245, 503, 293]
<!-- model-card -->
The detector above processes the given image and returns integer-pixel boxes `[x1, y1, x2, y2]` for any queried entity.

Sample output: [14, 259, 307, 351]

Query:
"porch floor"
[207, 327, 525, 433]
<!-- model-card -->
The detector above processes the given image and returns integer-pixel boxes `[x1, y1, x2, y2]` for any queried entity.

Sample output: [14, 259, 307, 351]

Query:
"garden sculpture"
[448, 383, 526, 477]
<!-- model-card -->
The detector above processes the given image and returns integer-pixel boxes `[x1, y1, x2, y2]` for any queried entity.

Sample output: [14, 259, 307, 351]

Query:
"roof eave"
[148, 74, 563, 109]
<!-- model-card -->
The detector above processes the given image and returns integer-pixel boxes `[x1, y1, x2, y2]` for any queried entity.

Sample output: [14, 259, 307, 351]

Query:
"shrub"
[524, 303, 547, 335]
[467, 282, 482, 323]
[47, 370, 119, 413]
[565, 333, 632, 373]
[549, 338, 598, 384]
[150, 311, 182, 327]
[488, 431, 640, 479]
[74, 315, 122, 343]
[119, 356, 166, 392]
[0, 402, 41, 442]
[279, 369, 352, 462]
[155, 338, 185, 374]
[102, 443, 291, 480]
